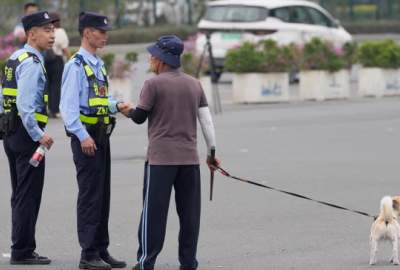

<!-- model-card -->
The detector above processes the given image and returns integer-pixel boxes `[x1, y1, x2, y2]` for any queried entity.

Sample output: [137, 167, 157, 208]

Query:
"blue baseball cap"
[22, 11, 59, 31]
[79, 12, 112, 32]
[147, 35, 184, 68]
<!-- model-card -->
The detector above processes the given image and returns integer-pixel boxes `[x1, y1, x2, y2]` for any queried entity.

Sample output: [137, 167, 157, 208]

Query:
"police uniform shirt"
[0, 44, 47, 141]
[59, 47, 118, 142]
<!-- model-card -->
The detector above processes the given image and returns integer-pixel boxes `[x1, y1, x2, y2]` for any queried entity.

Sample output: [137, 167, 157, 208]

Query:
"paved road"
[2, 97, 400, 269]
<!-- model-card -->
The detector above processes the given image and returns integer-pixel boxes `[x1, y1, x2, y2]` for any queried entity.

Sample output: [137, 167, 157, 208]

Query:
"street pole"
[152, 0, 157, 24]
[115, 0, 121, 28]
[80, 0, 86, 12]
[348, 0, 354, 21]
[187, 0, 192, 25]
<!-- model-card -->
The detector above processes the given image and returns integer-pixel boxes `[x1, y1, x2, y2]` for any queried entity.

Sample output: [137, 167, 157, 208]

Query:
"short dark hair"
[24, 2, 38, 11]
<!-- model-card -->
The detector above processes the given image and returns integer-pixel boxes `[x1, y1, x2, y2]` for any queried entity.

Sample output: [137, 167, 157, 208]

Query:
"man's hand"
[81, 137, 97, 156]
[117, 102, 133, 117]
[207, 156, 221, 171]
[39, 133, 54, 149]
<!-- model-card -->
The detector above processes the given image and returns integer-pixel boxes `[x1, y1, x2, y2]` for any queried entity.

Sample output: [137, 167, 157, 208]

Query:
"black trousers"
[71, 136, 110, 260]
[137, 163, 201, 270]
[45, 56, 64, 114]
[3, 123, 45, 259]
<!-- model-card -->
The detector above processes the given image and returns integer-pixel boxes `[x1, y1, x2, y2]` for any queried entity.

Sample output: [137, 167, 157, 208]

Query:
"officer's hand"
[81, 137, 97, 156]
[207, 156, 221, 171]
[118, 102, 133, 117]
[39, 133, 54, 150]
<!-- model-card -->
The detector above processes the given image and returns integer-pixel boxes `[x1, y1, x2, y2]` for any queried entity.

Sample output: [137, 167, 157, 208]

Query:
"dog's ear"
[393, 199, 400, 210]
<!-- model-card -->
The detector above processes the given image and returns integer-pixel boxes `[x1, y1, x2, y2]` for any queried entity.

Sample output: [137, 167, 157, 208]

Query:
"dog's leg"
[370, 238, 378, 265]
[392, 235, 399, 265]
[370, 237, 378, 265]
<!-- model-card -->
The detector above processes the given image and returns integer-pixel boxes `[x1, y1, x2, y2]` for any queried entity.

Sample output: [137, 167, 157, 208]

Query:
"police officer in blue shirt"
[60, 12, 128, 270]
[0, 11, 57, 265]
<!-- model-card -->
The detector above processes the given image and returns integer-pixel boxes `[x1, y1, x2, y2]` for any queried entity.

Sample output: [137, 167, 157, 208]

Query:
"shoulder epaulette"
[72, 53, 84, 66]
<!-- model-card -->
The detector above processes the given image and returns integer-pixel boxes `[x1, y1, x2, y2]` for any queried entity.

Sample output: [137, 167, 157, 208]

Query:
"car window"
[306, 7, 333, 27]
[205, 5, 268, 22]
[289, 6, 312, 24]
[270, 7, 290, 22]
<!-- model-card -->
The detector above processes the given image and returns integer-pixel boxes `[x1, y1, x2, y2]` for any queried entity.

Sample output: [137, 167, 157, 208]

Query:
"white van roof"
[207, 0, 322, 10]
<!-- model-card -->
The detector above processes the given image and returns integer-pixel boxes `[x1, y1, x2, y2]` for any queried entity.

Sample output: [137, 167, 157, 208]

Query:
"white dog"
[370, 196, 400, 265]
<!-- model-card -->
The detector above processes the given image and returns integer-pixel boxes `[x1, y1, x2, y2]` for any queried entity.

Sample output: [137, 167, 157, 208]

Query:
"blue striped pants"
[136, 162, 201, 270]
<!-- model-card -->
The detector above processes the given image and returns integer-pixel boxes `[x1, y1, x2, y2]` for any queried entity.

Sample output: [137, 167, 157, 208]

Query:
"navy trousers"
[137, 163, 201, 270]
[3, 122, 45, 259]
[71, 136, 110, 260]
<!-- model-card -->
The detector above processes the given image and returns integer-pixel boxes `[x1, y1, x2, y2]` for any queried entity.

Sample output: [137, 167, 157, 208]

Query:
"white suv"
[196, 0, 352, 67]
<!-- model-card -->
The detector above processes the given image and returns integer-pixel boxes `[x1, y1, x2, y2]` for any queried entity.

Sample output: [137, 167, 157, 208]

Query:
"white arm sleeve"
[198, 106, 216, 155]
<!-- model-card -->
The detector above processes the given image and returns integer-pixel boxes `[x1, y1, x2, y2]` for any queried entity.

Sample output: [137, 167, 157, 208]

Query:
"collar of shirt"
[23, 43, 44, 63]
[78, 47, 104, 68]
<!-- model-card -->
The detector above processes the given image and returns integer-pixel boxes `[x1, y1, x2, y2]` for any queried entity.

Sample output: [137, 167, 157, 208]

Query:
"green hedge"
[301, 38, 347, 72]
[69, 25, 197, 46]
[358, 39, 400, 68]
[224, 43, 265, 73]
[225, 40, 300, 73]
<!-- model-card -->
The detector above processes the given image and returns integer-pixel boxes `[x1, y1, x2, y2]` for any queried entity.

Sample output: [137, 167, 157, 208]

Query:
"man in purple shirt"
[121, 35, 220, 270]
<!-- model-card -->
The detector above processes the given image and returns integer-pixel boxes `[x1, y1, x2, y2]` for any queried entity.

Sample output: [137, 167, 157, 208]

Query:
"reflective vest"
[74, 54, 110, 125]
[1, 51, 49, 124]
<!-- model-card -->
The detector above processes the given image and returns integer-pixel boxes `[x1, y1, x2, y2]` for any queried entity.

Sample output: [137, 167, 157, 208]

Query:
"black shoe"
[10, 252, 51, 265]
[79, 258, 111, 270]
[100, 253, 126, 268]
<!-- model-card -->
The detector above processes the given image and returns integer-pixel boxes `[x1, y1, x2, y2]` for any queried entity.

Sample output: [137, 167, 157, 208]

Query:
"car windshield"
[205, 5, 268, 22]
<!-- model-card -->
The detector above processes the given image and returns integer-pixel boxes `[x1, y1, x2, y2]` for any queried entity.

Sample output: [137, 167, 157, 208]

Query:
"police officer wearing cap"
[59, 12, 128, 270]
[0, 11, 57, 265]
[119, 35, 220, 270]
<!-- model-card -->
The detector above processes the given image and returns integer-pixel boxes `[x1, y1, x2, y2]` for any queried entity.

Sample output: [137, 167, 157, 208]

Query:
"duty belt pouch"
[107, 117, 116, 137]
[0, 107, 19, 136]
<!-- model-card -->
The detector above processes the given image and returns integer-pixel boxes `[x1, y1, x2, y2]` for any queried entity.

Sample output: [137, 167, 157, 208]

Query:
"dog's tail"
[380, 196, 394, 225]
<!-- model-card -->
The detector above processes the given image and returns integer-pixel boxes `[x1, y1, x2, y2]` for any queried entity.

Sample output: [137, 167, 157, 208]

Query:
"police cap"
[79, 12, 112, 32]
[22, 11, 59, 32]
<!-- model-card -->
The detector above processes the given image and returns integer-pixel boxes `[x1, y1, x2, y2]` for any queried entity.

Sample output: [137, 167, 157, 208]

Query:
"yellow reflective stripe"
[34, 113, 48, 123]
[80, 115, 110, 125]
[84, 65, 94, 77]
[80, 114, 97, 124]
[89, 98, 108, 106]
[2, 88, 17, 96]
[101, 66, 107, 76]
[18, 52, 29, 62]
[103, 117, 110, 124]
[2, 89, 47, 103]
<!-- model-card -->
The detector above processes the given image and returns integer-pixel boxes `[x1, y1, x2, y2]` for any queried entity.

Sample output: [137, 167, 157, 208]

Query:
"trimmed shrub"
[224, 42, 265, 73]
[125, 51, 138, 63]
[358, 40, 400, 69]
[301, 38, 346, 72]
